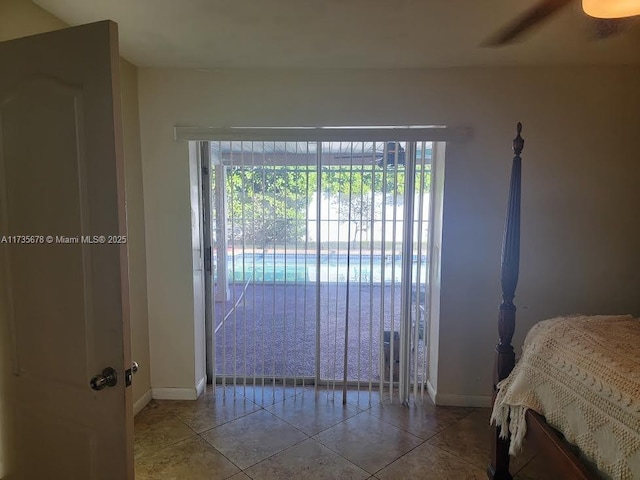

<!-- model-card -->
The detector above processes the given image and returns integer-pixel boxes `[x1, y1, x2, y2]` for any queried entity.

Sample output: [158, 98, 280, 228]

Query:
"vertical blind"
[204, 138, 437, 405]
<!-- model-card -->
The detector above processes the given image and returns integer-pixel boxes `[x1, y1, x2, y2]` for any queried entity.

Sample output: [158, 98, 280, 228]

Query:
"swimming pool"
[218, 253, 429, 284]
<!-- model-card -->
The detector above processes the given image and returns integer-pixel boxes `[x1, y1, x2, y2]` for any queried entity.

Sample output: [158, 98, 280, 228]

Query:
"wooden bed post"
[488, 123, 524, 480]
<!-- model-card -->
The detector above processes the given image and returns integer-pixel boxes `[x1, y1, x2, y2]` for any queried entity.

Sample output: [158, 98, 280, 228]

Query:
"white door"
[0, 21, 133, 479]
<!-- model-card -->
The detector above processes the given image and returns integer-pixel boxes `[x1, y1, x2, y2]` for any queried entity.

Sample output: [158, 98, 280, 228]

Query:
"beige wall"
[0, 0, 150, 430]
[139, 66, 640, 403]
[120, 58, 151, 406]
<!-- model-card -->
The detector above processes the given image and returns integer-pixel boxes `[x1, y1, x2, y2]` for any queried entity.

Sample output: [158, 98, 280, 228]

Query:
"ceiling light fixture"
[582, 0, 640, 18]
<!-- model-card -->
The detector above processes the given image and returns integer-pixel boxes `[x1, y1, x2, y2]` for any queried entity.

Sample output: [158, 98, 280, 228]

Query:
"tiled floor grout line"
[409, 408, 492, 473]
[369, 439, 430, 477]
[237, 435, 311, 473]
[306, 409, 425, 476]
[137, 390, 510, 479]
[134, 411, 200, 460]
[136, 391, 273, 465]
[251, 396, 466, 476]
[189, 405, 268, 435]
[274, 405, 377, 473]
[274, 404, 482, 476]
[370, 424, 442, 475]
[192, 399, 318, 474]
[264, 404, 363, 436]
[361, 414, 433, 476]
[202, 414, 304, 473]
[194, 429, 249, 475]
[297, 404, 479, 476]
[425, 439, 489, 473]
[309, 433, 381, 476]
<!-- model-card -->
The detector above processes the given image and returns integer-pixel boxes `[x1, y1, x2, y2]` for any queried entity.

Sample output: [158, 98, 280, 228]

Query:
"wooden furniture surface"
[525, 411, 598, 480]
[487, 124, 600, 480]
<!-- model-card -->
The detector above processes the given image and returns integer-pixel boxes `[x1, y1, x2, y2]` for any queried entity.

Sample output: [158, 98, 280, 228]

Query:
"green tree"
[226, 166, 316, 248]
[322, 165, 430, 246]
[221, 161, 430, 249]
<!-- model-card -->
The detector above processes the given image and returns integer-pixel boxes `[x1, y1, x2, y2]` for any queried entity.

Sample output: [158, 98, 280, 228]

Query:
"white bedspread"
[491, 315, 640, 479]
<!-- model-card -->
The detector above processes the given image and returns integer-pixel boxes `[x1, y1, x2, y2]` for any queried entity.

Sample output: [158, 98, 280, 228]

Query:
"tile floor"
[135, 385, 552, 479]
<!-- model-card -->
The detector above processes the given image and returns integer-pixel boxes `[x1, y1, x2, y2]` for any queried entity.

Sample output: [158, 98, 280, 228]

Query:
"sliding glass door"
[203, 138, 434, 402]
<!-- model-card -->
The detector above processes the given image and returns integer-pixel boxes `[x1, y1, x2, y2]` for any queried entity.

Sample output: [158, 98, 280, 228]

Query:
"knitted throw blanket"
[491, 315, 640, 480]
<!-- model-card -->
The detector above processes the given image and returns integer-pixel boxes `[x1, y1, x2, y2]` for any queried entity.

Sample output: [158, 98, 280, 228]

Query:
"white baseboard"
[434, 392, 492, 408]
[133, 389, 152, 416]
[427, 380, 437, 404]
[152, 387, 198, 400]
[196, 376, 206, 398]
[152, 378, 207, 401]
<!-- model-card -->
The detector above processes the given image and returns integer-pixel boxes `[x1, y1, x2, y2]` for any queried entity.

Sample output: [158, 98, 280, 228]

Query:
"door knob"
[90, 367, 118, 391]
[131, 361, 139, 374]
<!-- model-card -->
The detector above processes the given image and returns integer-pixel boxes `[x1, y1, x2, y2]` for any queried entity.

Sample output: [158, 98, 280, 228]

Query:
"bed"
[487, 124, 640, 480]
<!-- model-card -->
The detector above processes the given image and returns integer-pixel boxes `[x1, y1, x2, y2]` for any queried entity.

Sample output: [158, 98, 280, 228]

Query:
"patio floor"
[213, 283, 427, 385]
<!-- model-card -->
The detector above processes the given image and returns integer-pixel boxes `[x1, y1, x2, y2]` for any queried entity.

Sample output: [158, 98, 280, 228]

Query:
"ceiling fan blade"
[481, 0, 574, 47]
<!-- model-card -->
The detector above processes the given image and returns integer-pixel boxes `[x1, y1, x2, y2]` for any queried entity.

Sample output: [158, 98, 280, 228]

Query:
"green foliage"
[323, 166, 431, 245]
[226, 166, 315, 247]
[222, 164, 431, 248]
[320, 166, 406, 196]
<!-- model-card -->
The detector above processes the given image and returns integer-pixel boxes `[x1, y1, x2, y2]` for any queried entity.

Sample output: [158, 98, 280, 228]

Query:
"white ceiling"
[34, 0, 640, 68]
